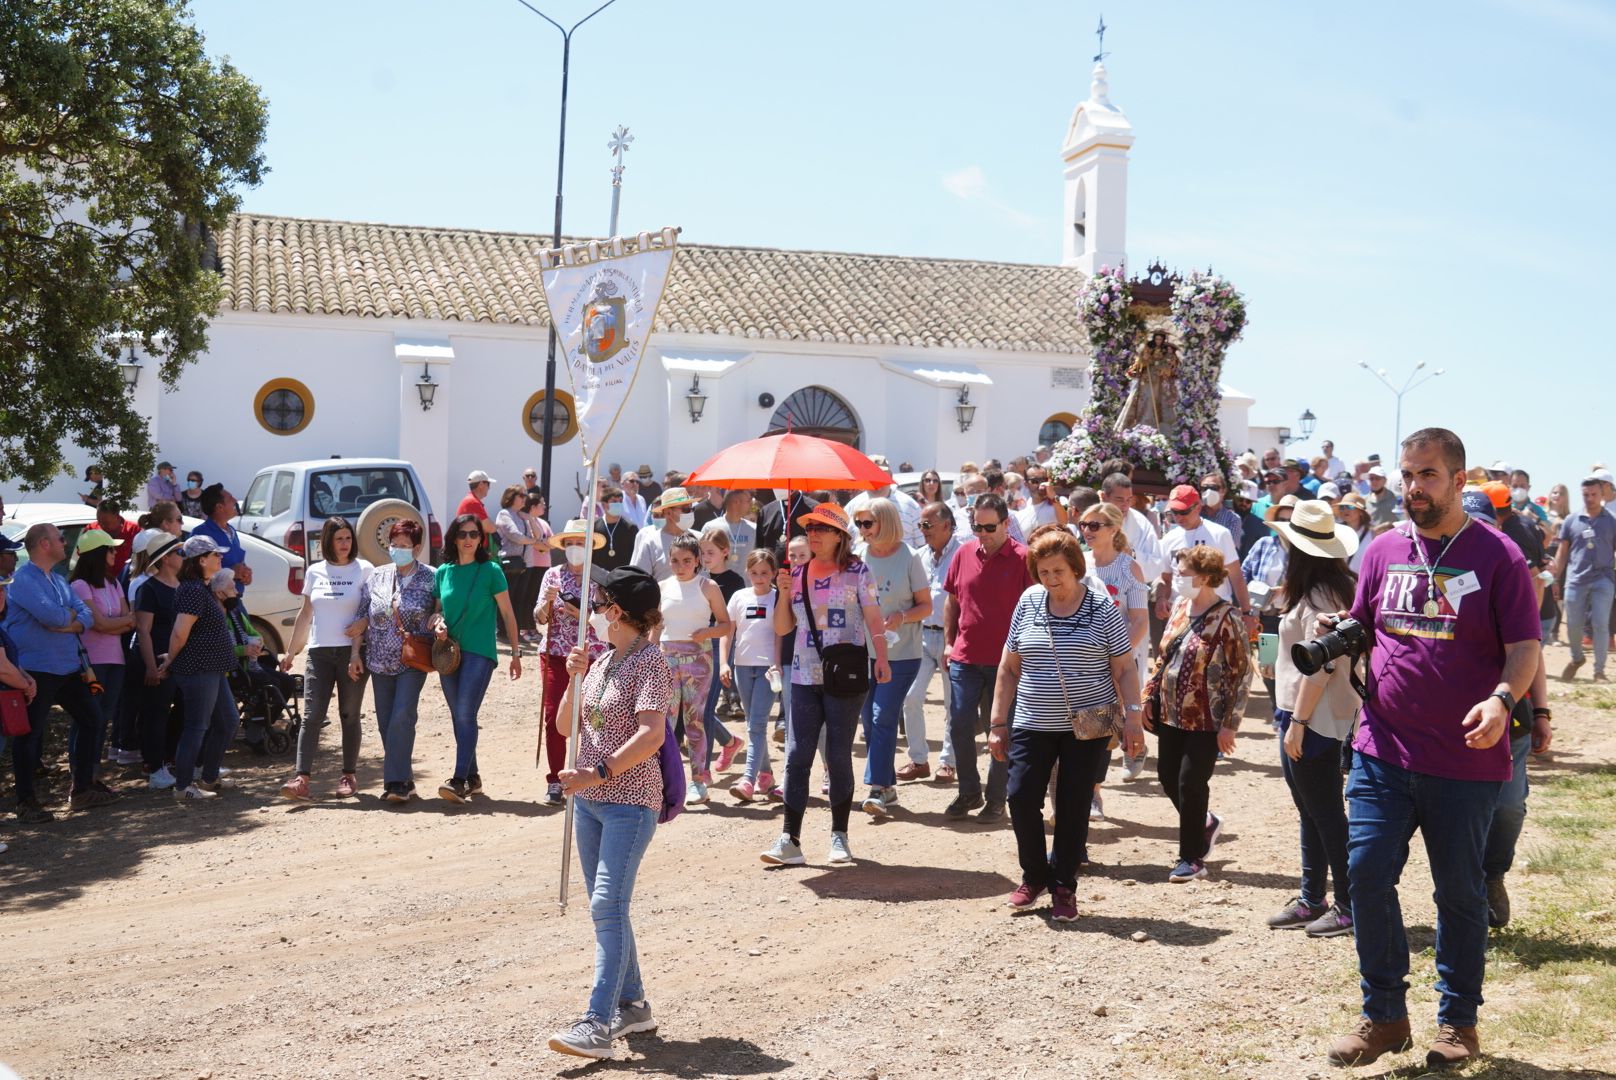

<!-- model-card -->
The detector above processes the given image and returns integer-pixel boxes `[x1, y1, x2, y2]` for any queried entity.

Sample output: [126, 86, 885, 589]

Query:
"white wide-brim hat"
[1269, 499, 1359, 561]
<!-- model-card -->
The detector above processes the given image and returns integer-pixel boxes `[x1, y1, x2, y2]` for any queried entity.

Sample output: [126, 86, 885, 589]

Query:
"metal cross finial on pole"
[511, 0, 622, 512]
[1094, 14, 1109, 63]
[607, 125, 633, 237]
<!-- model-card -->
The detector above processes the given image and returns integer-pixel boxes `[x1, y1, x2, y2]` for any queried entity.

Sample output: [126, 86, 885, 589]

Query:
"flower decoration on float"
[1050, 263, 1247, 487]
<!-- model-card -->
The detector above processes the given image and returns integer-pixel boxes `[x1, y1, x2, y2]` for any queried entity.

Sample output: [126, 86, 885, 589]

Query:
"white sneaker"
[174, 783, 217, 801]
[147, 766, 177, 790]
[685, 780, 709, 805]
[827, 831, 854, 865]
[1122, 753, 1147, 782]
[1090, 794, 1105, 821]
[862, 788, 890, 819]
[760, 833, 806, 866]
[197, 776, 238, 792]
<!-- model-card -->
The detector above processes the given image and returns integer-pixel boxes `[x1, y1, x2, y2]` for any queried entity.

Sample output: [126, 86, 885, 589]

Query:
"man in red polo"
[943, 492, 1032, 822]
[86, 501, 141, 579]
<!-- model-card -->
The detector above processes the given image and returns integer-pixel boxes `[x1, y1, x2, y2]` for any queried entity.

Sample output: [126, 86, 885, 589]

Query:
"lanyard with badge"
[1407, 517, 1472, 617]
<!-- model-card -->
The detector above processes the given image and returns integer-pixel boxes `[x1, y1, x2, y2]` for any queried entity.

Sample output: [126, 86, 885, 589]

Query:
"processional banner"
[537, 227, 681, 463]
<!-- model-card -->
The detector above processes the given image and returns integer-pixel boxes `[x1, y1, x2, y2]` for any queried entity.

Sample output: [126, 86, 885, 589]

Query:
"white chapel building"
[14, 60, 1252, 518]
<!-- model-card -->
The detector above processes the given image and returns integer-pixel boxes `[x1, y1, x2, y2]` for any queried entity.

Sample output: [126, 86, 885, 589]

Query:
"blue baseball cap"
[0, 532, 22, 552]
[1461, 490, 1496, 522]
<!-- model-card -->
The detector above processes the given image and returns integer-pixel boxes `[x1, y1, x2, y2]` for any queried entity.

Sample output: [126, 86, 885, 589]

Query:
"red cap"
[1168, 484, 1200, 511]
[1482, 481, 1511, 509]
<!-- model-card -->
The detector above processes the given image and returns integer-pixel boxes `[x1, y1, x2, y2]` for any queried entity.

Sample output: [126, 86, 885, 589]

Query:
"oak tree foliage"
[1, 0, 267, 497]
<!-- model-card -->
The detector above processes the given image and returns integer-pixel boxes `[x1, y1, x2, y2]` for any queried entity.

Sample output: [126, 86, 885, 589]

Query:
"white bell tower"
[1061, 50, 1134, 274]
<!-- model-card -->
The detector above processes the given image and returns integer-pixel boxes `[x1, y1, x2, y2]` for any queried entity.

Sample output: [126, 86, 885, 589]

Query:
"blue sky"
[189, 0, 1611, 495]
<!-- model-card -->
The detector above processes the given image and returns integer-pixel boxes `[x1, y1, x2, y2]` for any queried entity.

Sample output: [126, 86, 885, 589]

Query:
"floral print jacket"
[1144, 597, 1251, 733]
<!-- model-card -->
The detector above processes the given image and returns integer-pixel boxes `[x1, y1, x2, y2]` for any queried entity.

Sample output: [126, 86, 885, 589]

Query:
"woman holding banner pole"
[547, 565, 672, 1059]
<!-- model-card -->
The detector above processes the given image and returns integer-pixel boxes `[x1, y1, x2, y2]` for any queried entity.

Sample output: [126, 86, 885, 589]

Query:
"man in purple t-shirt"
[1322, 429, 1541, 1072]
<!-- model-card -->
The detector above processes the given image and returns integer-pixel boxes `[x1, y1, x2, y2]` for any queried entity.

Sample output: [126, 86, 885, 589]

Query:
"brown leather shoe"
[1425, 1024, 1479, 1069]
[934, 764, 957, 783]
[1327, 1015, 1412, 1067]
[895, 761, 930, 781]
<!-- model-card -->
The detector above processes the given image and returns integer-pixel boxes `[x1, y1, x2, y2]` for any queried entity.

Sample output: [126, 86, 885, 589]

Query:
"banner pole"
[559, 453, 602, 913]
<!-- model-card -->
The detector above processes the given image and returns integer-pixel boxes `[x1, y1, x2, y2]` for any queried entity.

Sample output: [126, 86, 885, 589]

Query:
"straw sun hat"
[1268, 498, 1359, 560]
[796, 502, 854, 536]
[549, 517, 605, 550]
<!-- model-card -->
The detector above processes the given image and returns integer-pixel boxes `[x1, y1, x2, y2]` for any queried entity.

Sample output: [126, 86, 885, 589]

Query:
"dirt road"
[3, 643, 1613, 1079]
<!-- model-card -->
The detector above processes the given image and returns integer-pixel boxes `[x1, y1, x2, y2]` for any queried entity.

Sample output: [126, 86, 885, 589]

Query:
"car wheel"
[356, 498, 426, 567]
[250, 616, 284, 655]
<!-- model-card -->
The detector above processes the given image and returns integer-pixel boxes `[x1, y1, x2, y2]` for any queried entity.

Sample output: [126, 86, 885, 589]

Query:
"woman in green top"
[432, 513, 523, 802]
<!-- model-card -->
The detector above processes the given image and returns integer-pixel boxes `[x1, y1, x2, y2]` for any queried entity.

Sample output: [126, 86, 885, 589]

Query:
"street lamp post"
[1357, 361, 1445, 455]
[514, 0, 621, 506]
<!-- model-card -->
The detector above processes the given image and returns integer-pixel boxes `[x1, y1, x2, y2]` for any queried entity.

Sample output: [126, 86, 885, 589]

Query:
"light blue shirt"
[6, 561, 96, 675]
[916, 535, 960, 629]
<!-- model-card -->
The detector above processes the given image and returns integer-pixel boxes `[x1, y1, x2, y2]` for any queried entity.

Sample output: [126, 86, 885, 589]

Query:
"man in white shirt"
[1320, 440, 1347, 480]
[1102, 473, 1164, 581]
[899, 501, 959, 781]
[710, 489, 757, 568]
[1154, 484, 1257, 632]
[616, 472, 650, 529]
[1013, 466, 1067, 537]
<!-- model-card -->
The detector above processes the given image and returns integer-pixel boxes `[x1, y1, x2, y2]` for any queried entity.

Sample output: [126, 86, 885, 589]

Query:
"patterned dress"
[1145, 598, 1251, 733]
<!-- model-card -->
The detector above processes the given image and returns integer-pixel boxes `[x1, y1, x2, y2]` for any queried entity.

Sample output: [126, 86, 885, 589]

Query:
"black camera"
[1292, 617, 1369, 678]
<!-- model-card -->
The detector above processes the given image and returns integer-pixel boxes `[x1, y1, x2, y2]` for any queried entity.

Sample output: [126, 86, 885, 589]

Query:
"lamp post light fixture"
[1298, 408, 1316, 442]
[685, 374, 707, 423]
[118, 347, 141, 390]
[1357, 360, 1445, 453]
[955, 386, 977, 433]
[416, 363, 438, 411]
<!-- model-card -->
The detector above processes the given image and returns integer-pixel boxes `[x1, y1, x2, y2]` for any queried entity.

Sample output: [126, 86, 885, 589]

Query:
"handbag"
[656, 715, 687, 824]
[0, 688, 29, 737]
[797, 565, 870, 699]
[1043, 592, 1124, 741]
[432, 563, 488, 676]
[389, 568, 435, 674]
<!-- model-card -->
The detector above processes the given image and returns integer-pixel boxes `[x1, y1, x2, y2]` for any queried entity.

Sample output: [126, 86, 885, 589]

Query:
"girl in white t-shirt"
[720, 549, 782, 802]
[277, 518, 374, 800]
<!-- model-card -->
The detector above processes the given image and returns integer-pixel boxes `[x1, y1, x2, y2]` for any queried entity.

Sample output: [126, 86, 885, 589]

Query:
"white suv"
[236, 458, 441, 566]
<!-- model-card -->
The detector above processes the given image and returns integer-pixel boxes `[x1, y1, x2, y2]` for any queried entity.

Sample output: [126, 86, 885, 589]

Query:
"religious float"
[1048, 261, 1247, 496]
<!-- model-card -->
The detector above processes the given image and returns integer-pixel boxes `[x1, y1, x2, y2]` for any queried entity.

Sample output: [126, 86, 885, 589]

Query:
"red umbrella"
[685, 433, 892, 491]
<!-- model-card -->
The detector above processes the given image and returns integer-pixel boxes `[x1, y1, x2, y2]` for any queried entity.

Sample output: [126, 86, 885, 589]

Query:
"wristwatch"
[1491, 689, 1517, 713]
[595, 761, 610, 781]
[1125, 704, 1142, 713]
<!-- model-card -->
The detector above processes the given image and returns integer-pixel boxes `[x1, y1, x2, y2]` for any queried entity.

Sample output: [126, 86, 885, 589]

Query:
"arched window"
[766, 386, 860, 448]
[522, 389, 578, 445]
[254, 378, 315, 436]
[1072, 179, 1087, 256]
[1039, 412, 1077, 446]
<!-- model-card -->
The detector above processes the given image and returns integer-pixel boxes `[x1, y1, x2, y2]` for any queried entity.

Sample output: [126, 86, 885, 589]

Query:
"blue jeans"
[1346, 750, 1502, 1028]
[1483, 731, 1533, 881]
[1565, 574, 1615, 675]
[947, 661, 1009, 804]
[171, 671, 241, 789]
[734, 664, 776, 782]
[89, 662, 127, 758]
[783, 682, 861, 839]
[902, 627, 954, 767]
[372, 668, 429, 786]
[862, 657, 920, 787]
[574, 795, 657, 1022]
[701, 639, 735, 772]
[440, 651, 496, 780]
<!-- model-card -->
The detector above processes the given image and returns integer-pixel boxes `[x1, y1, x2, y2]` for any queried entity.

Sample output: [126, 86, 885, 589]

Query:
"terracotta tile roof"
[215, 214, 1090, 354]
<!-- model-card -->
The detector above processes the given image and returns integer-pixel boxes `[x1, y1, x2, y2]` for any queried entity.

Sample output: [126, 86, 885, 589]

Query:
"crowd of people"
[4, 435, 1613, 1070]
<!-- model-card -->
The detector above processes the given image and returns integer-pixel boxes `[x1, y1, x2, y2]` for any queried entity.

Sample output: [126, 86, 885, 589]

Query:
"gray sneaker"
[1121, 752, 1147, 782]
[760, 833, 806, 866]
[827, 830, 854, 865]
[547, 1017, 613, 1059]
[609, 999, 657, 1039]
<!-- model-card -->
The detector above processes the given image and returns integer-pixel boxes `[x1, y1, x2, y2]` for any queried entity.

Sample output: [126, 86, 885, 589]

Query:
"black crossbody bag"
[797, 565, 871, 699]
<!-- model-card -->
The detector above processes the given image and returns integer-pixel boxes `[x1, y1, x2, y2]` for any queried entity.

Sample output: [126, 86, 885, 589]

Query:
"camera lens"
[1291, 640, 1331, 676]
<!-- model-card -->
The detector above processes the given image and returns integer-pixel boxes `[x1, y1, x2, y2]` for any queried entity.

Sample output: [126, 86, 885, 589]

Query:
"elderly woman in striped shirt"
[988, 526, 1145, 922]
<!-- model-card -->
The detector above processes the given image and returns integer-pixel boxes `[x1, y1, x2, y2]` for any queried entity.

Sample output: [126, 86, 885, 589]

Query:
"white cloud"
[940, 164, 1037, 228]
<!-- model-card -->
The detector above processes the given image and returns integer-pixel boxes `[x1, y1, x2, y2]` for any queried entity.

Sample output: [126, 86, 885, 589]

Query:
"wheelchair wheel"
[265, 726, 291, 755]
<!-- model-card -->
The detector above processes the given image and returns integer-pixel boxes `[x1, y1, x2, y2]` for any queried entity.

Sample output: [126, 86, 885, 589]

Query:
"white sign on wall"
[1051, 367, 1087, 390]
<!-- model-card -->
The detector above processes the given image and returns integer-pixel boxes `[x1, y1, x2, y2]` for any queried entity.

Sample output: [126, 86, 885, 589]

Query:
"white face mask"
[1201, 488, 1223, 509]
[676, 511, 695, 531]
[588, 611, 612, 639]
[1511, 486, 1529, 506]
[564, 545, 586, 567]
[772, 489, 790, 503]
[606, 501, 625, 516]
[1171, 573, 1198, 599]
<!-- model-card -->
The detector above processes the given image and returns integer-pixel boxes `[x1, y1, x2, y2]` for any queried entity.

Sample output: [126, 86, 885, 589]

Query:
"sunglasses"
[804, 523, 839, 535]
[853, 519, 876, 530]
[1077, 520, 1107, 532]
[918, 520, 940, 530]
[972, 522, 1000, 533]
[455, 531, 481, 541]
